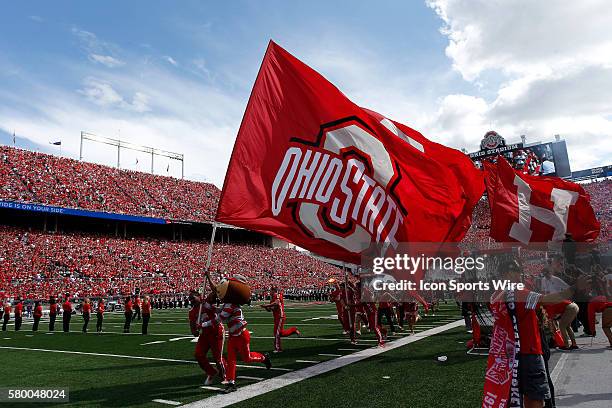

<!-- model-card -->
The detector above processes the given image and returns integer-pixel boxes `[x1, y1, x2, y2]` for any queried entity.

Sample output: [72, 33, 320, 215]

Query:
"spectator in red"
[32, 300, 43, 332]
[141, 296, 151, 335]
[49, 297, 58, 332]
[82, 298, 91, 333]
[14, 298, 23, 331]
[62, 296, 73, 332]
[123, 296, 133, 333]
[96, 299, 105, 333]
[2, 302, 10, 331]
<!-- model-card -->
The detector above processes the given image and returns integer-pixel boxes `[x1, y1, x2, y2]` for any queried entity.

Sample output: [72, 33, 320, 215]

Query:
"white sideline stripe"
[237, 375, 264, 381]
[337, 348, 361, 351]
[550, 352, 569, 384]
[152, 399, 182, 406]
[0, 346, 291, 371]
[200, 386, 223, 392]
[141, 341, 166, 346]
[182, 320, 463, 408]
[236, 364, 292, 372]
[318, 353, 341, 357]
[295, 360, 319, 364]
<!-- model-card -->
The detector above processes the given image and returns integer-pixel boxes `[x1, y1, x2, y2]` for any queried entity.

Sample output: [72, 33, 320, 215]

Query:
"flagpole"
[343, 262, 353, 341]
[198, 221, 218, 327]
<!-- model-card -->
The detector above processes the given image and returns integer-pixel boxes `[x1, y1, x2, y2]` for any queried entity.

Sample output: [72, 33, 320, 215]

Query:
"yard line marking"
[0, 346, 292, 372]
[0, 346, 198, 364]
[200, 386, 223, 392]
[295, 360, 319, 364]
[237, 376, 264, 381]
[250, 336, 378, 342]
[152, 399, 182, 406]
[141, 341, 166, 346]
[318, 353, 342, 357]
[182, 320, 463, 408]
[169, 337, 193, 342]
[337, 348, 361, 351]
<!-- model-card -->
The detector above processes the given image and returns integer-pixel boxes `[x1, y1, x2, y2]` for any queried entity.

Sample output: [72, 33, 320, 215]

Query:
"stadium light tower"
[79, 131, 185, 178]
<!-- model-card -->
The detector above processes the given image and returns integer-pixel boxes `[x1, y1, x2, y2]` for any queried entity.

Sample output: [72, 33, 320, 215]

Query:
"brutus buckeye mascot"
[216, 274, 271, 393]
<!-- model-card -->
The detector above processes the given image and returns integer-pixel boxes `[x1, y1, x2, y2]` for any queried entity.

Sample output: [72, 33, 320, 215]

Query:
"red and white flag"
[484, 157, 600, 243]
[216, 41, 484, 263]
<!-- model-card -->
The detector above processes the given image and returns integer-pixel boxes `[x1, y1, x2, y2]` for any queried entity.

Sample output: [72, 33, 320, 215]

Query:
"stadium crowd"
[0, 225, 342, 300]
[1, 146, 219, 222]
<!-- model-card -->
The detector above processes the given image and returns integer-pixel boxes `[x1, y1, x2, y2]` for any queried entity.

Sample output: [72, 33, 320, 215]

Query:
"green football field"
[0, 302, 487, 407]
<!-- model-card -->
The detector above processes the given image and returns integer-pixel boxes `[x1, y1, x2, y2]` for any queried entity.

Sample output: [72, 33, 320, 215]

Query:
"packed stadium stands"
[1, 146, 220, 222]
[0, 225, 342, 299]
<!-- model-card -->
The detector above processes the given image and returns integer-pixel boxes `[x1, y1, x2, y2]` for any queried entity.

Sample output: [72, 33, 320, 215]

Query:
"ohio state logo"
[271, 117, 407, 254]
[480, 131, 505, 150]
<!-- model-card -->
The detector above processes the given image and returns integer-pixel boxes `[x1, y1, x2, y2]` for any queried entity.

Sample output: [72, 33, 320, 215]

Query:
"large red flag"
[216, 41, 484, 263]
[484, 157, 600, 243]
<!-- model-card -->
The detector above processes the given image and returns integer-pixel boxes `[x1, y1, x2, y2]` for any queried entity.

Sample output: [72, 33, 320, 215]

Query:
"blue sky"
[1, 1, 610, 185]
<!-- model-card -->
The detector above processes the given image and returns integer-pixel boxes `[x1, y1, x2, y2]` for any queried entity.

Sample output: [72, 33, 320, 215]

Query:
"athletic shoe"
[224, 383, 237, 393]
[356, 330, 361, 335]
[263, 353, 272, 369]
[295, 330, 301, 337]
[273, 349, 282, 353]
[569, 345, 579, 350]
[558, 346, 571, 351]
[204, 375, 215, 386]
[342, 330, 348, 335]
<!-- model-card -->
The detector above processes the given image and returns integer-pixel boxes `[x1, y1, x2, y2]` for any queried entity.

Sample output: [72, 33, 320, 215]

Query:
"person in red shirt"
[261, 286, 300, 352]
[141, 296, 151, 335]
[355, 281, 386, 347]
[543, 300, 578, 349]
[377, 299, 395, 334]
[491, 260, 589, 408]
[405, 302, 419, 335]
[189, 290, 226, 386]
[48, 296, 58, 332]
[14, 298, 23, 331]
[62, 296, 73, 332]
[329, 281, 349, 334]
[32, 300, 43, 332]
[132, 296, 142, 322]
[2, 302, 11, 331]
[123, 296, 133, 333]
[82, 298, 91, 333]
[96, 299, 105, 333]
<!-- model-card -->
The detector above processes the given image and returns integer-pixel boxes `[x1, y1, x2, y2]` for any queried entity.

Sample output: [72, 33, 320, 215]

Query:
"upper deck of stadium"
[1, 145, 220, 224]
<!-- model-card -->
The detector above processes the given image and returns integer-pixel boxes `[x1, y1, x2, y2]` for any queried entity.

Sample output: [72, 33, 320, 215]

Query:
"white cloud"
[29, 15, 43, 23]
[164, 56, 178, 66]
[422, 0, 612, 169]
[89, 54, 125, 68]
[78, 79, 124, 107]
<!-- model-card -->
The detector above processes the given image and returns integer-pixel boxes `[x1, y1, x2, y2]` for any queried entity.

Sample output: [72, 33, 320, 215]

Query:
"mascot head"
[216, 274, 251, 305]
